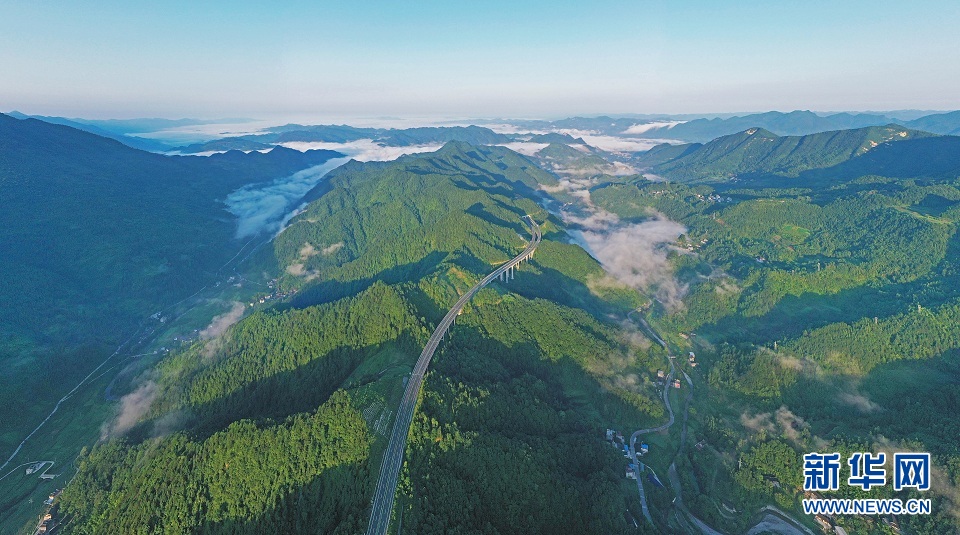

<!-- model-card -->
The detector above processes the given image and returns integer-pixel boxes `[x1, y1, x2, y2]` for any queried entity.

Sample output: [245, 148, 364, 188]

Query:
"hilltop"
[640, 125, 936, 181]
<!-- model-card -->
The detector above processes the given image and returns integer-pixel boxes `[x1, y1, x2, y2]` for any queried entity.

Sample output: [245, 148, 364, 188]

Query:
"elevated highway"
[366, 216, 542, 535]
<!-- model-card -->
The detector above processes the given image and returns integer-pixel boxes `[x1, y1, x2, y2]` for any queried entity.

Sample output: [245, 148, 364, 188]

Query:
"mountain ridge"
[640, 124, 937, 181]
[0, 113, 343, 472]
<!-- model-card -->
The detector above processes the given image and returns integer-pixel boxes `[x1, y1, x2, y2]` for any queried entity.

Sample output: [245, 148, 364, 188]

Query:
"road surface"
[666, 370, 726, 535]
[746, 506, 817, 535]
[626, 310, 674, 526]
[366, 216, 541, 535]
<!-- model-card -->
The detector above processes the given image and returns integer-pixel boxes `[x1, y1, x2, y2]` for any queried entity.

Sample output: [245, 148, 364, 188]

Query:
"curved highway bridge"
[366, 216, 542, 535]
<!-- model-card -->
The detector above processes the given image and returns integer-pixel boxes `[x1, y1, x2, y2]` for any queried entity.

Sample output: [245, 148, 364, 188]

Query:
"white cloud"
[481, 123, 550, 135]
[130, 119, 281, 144]
[570, 133, 682, 153]
[224, 157, 350, 238]
[200, 302, 245, 341]
[200, 301, 246, 358]
[622, 121, 686, 134]
[321, 242, 344, 255]
[563, 207, 620, 230]
[838, 390, 882, 413]
[547, 174, 688, 310]
[102, 380, 159, 438]
[497, 141, 549, 156]
[740, 411, 775, 434]
[278, 139, 443, 161]
[164, 148, 272, 157]
[775, 406, 809, 442]
[571, 217, 688, 310]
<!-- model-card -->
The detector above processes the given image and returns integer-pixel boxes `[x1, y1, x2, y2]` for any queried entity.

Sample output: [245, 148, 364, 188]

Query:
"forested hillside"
[0, 113, 342, 465]
[272, 142, 558, 304]
[55, 142, 662, 534]
[22, 120, 960, 534]
[594, 155, 960, 532]
[641, 125, 934, 181]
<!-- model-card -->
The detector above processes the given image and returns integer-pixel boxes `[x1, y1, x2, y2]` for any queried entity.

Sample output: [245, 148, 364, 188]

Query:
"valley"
[2, 111, 960, 534]
[5, 3, 960, 533]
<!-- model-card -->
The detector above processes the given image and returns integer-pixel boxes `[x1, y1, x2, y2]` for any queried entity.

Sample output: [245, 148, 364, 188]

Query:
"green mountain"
[14, 119, 960, 535]
[634, 141, 701, 167]
[496, 111, 906, 142]
[53, 142, 658, 534]
[272, 142, 557, 302]
[378, 125, 510, 146]
[533, 142, 627, 176]
[905, 110, 960, 135]
[591, 128, 960, 532]
[0, 113, 342, 468]
[637, 110, 898, 142]
[523, 132, 587, 144]
[643, 125, 935, 181]
[6, 111, 173, 151]
[263, 123, 380, 142]
[213, 124, 513, 150]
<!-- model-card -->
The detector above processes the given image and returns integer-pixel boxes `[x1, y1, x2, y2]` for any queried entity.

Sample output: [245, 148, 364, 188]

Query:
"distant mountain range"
[171, 124, 513, 153]
[175, 125, 611, 155]
[522, 132, 587, 144]
[494, 110, 960, 144]
[902, 110, 960, 136]
[176, 138, 275, 154]
[531, 142, 629, 176]
[5, 112, 255, 152]
[641, 111, 897, 142]
[632, 110, 960, 142]
[6, 111, 174, 151]
[11, 110, 960, 157]
[638, 125, 958, 181]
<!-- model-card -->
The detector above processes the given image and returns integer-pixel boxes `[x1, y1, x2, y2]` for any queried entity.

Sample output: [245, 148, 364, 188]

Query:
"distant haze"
[2, 1, 959, 119]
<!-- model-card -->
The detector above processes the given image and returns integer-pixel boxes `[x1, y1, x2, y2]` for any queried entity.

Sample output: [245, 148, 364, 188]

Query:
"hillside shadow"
[126, 330, 420, 444]
[801, 136, 960, 183]
[699, 284, 894, 345]
[389, 329, 642, 533]
[287, 251, 448, 310]
[445, 153, 552, 202]
[197, 459, 372, 534]
[465, 201, 516, 230]
[505, 263, 628, 322]
[119, 310, 649, 533]
[699, 231, 960, 346]
[449, 175, 519, 201]
[778, 349, 960, 451]
[716, 136, 960, 192]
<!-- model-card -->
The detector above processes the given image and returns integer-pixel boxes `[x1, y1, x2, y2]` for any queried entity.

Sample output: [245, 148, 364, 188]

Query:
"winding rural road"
[626, 313, 674, 526]
[365, 216, 542, 535]
[625, 311, 722, 534]
[667, 371, 726, 535]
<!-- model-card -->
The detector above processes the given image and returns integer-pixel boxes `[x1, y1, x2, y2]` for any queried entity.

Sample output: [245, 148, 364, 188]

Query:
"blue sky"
[2, 0, 958, 119]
